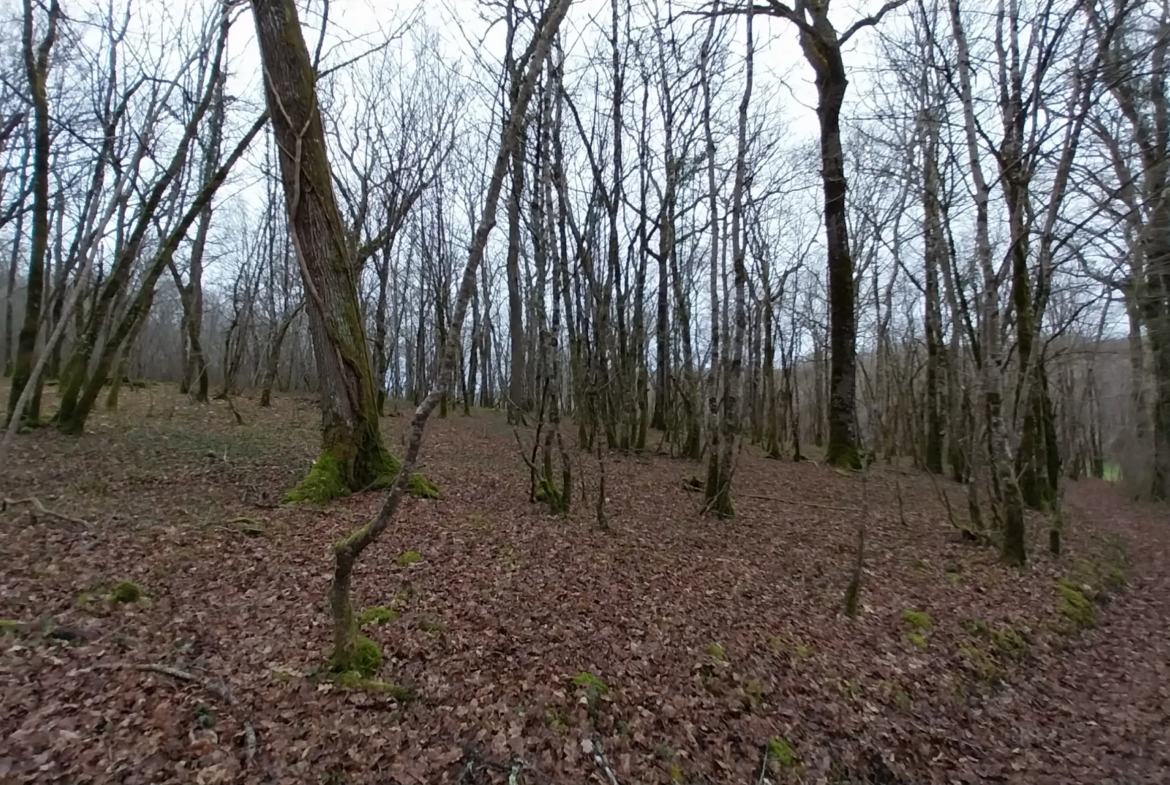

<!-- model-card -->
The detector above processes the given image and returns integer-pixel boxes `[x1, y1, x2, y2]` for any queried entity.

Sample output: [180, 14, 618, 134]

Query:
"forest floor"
[0, 385, 1167, 785]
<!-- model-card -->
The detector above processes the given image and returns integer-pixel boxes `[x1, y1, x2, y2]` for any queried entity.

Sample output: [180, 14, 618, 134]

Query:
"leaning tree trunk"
[250, 0, 400, 502]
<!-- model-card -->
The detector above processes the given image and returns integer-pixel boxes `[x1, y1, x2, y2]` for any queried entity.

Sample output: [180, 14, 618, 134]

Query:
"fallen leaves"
[0, 388, 1167, 783]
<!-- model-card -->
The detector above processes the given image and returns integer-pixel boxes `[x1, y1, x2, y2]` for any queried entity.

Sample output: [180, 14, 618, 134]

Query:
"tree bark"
[250, 0, 400, 500]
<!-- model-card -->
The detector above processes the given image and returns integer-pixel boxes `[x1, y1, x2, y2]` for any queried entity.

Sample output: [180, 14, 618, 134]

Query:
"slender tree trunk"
[7, 0, 60, 425]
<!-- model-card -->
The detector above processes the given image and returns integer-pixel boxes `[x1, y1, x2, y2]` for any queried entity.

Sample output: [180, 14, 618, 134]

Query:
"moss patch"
[572, 671, 610, 695]
[397, 550, 422, 567]
[902, 610, 932, 631]
[705, 642, 727, 661]
[417, 617, 446, 633]
[407, 472, 440, 499]
[1057, 579, 1096, 629]
[767, 736, 799, 768]
[906, 632, 928, 649]
[358, 606, 400, 626]
[330, 635, 382, 678]
[331, 672, 416, 702]
[0, 619, 19, 635]
[284, 452, 349, 504]
[111, 581, 142, 603]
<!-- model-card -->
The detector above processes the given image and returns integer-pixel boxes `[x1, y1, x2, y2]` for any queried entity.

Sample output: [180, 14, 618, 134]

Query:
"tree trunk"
[6, 0, 60, 425]
[250, 0, 397, 501]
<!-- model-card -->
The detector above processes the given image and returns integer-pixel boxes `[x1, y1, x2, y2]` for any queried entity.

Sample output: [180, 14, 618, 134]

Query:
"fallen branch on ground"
[742, 494, 861, 514]
[2, 497, 91, 528]
[75, 662, 256, 764]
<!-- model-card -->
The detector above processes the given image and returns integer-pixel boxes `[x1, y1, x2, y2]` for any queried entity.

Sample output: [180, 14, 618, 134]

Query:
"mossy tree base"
[284, 447, 439, 504]
[825, 442, 863, 471]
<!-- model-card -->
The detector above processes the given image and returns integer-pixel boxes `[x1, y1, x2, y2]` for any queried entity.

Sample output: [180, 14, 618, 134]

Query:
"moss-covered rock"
[111, 581, 142, 603]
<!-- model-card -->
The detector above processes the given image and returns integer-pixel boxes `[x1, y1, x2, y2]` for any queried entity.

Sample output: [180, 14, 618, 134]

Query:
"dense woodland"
[1, 0, 1169, 782]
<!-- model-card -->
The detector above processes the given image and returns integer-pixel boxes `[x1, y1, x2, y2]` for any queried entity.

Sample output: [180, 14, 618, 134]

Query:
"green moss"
[330, 635, 382, 677]
[0, 619, 19, 635]
[668, 762, 685, 783]
[543, 707, 570, 733]
[906, 632, 928, 648]
[960, 644, 1001, 681]
[963, 618, 990, 637]
[407, 473, 440, 499]
[793, 644, 812, 660]
[1057, 579, 1096, 629]
[767, 737, 799, 768]
[333, 524, 371, 552]
[284, 452, 349, 504]
[331, 672, 416, 702]
[705, 642, 727, 661]
[991, 627, 1029, 657]
[572, 671, 610, 695]
[745, 678, 766, 709]
[902, 610, 932, 631]
[417, 617, 446, 633]
[397, 550, 422, 566]
[111, 581, 142, 603]
[358, 606, 400, 626]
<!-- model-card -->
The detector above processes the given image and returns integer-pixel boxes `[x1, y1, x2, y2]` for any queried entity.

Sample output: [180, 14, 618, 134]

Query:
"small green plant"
[705, 642, 727, 661]
[906, 632, 927, 648]
[960, 644, 1001, 681]
[544, 707, 569, 733]
[893, 687, 912, 712]
[767, 737, 799, 768]
[902, 610, 932, 631]
[358, 606, 400, 626]
[417, 617, 447, 633]
[667, 762, 685, 783]
[0, 619, 19, 635]
[194, 704, 217, 729]
[745, 678, 766, 709]
[572, 671, 610, 695]
[111, 581, 142, 603]
[793, 644, 812, 660]
[1057, 579, 1096, 628]
[397, 550, 422, 567]
[991, 627, 1029, 657]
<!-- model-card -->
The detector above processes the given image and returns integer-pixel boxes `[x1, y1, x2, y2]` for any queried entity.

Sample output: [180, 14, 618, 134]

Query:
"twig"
[756, 740, 770, 785]
[589, 738, 619, 785]
[742, 494, 861, 514]
[75, 662, 257, 765]
[2, 497, 91, 528]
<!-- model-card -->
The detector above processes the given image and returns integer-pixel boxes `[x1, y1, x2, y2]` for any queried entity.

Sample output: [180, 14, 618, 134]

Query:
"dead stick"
[590, 738, 619, 785]
[2, 497, 91, 527]
[742, 494, 861, 514]
[76, 662, 256, 763]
